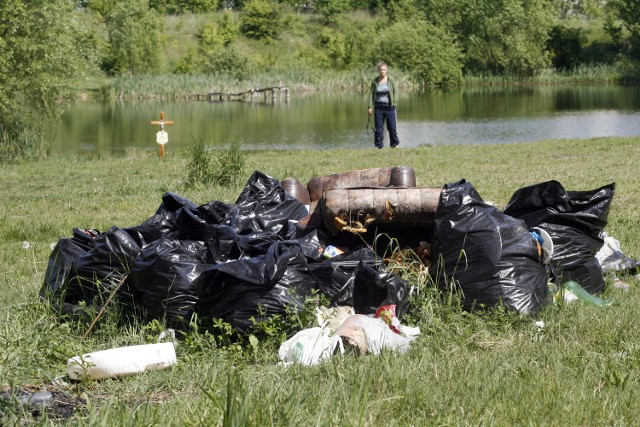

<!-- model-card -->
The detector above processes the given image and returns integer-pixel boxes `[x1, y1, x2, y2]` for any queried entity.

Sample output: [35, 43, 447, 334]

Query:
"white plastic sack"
[334, 315, 420, 355]
[316, 305, 355, 332]
[596, 232, 640, 273]
[278, 327, 343, 366]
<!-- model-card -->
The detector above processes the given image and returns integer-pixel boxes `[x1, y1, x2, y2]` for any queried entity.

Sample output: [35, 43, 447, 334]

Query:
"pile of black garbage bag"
[41, 170, 619, 333]
[431, 179, 615, 314]
[41, 171, 408, 334]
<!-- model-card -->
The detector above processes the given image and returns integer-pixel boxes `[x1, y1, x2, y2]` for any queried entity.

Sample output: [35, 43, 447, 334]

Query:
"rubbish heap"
[41, 166, 632, 363]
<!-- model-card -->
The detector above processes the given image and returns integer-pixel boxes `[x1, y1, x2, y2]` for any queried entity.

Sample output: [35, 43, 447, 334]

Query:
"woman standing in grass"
[367, 62, 400, 149]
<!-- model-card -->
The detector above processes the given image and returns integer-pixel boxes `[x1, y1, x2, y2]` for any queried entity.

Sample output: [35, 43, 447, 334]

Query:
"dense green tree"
[456, 0, 555, 76]
[612, 0, 640, 44]
[149, 0, 219, 14]
[376, 19, 463, 85]
[316, 0, 352, 24]
[547, 25, 586, 69]
[0, 0, 95, 156]
[103, 0, 163, 75]
[240, 0, 282, 40]
[553, 0, 605, 18]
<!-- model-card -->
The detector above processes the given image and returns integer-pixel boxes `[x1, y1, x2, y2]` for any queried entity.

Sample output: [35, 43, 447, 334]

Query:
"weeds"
[184, 138, 246, 188]
[0, 123, 48, 163]
[184, 138, 214, 187]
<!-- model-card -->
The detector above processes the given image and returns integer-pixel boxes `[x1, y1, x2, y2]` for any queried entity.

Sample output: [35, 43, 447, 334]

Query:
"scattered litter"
[611, 278, 631, 292]
[278, 327, 344, 366]
[38, 166, 631, 371]
[279, 310, 421, 366]
[17, 391, 53, 409]
[596, 232, 640, 274]
[67, 342, 177, 380]
[334, 314, 420, 356]
[555, 281, 612, 307]
[322, 245, 344, 259]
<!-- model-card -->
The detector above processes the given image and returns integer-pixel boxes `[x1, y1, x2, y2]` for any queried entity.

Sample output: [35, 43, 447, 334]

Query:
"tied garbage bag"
[129, 238, 211, 328]
[125, 192, 199, 248]
[41, 228, 99, 303]
[41, 227, 139, 307]
[504, 180, 615, 294]
[431, 180, 549, 314]
[197, 241, 317, 334]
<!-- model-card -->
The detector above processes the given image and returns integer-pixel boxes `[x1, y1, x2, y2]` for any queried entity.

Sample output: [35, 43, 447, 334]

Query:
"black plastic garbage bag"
[174, 205, 239, 262]
[352, 261, 409, 318]
[504, 180, 615, 294]
[125, 192, 198, 248]
[431, 180, 549, 314]
[129, 238, 211, 328]
[41, 227, 139, 306]
[232, 171, 309, 256]
[65, 226, 140, 304]
[308, 247, 379, 307]
[40, 228, 99, 303]
[307, 247, 409, 317]
[197, 240, 316, 333]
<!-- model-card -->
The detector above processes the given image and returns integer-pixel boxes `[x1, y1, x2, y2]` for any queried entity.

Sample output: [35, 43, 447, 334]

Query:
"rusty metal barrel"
[307, 166, 416, 202]
[322, 187, 441, 235]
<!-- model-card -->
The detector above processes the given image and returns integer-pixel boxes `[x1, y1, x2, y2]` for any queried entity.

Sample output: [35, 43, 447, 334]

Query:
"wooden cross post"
[150, 111, 174, 159]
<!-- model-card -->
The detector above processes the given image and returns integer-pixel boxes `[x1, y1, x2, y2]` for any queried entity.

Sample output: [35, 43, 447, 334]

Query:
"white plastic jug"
[67, 342, 177, 380]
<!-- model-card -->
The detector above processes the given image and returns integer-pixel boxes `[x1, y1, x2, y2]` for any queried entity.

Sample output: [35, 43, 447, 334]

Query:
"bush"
[185, 138, 214, 187]
[103, 0, 163, 75]
[185, 139, 246, 188]
[150, 0, 219, 13]
[0, 123, 48, 164]
[240, 0, 281, 40]
[376, 19, 463, 86]
[211, 139, 246, 187]
[199, 47, 255, 80]
[547, 25, 586, 70]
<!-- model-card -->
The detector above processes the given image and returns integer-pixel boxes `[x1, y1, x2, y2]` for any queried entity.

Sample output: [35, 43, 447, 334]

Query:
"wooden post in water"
[150, 111, 174, 159]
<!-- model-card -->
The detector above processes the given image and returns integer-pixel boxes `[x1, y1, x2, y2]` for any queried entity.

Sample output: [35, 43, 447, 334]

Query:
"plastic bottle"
[67, 342, 177, 380]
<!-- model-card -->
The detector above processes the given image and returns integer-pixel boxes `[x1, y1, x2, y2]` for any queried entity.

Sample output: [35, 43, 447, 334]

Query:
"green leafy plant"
[240, 0, 282, 40]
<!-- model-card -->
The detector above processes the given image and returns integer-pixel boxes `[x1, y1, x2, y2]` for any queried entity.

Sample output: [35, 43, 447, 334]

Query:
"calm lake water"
[50, 84, 640, 154]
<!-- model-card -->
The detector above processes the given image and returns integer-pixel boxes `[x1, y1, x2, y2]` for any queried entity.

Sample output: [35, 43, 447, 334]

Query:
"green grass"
[1, 138, 639, 424]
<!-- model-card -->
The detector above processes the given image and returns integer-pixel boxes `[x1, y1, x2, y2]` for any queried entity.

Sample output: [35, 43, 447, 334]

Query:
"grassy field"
[1, 137, 639, 425]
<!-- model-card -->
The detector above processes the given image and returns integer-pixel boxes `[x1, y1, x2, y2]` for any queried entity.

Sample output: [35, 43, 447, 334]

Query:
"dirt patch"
[0, 384, 85, 422]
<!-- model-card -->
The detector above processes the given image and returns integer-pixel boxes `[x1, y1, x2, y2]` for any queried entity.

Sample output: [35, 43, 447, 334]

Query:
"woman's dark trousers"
[374, 104, 400, 148]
